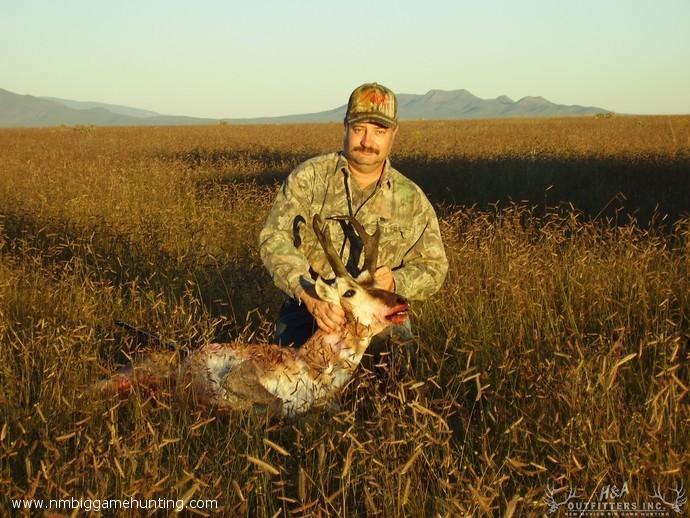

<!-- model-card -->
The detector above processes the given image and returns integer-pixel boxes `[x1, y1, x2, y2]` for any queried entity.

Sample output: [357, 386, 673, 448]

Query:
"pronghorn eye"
[342, 289, 356, 298]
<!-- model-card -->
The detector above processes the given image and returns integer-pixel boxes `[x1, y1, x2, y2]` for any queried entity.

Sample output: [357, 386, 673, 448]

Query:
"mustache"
[353, 146, 379, 155]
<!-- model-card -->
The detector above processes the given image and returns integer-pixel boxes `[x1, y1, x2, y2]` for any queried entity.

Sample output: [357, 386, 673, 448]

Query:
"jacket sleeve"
[392, 195, 448, 301]
[259, 166, 315, 299]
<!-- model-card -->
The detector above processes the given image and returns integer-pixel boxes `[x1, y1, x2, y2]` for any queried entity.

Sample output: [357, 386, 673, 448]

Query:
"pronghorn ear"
[314, 277, 340, 305]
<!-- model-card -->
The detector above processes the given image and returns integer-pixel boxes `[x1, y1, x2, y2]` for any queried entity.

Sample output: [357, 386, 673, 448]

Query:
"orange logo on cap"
[360, 89, 389, 106]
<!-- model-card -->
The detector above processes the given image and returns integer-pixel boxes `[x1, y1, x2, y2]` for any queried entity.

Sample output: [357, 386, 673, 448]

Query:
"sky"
[2, 0, 689, 118]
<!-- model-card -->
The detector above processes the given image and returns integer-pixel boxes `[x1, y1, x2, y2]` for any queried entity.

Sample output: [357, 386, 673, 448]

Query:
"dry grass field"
[1, 116, 689, 515]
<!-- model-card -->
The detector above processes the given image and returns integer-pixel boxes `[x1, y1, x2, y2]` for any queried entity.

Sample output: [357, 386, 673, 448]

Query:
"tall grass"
[0, 119, 688, 515]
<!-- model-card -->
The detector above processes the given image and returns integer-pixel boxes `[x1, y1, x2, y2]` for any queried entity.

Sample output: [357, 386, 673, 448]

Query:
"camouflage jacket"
[259, 152, 448, 301]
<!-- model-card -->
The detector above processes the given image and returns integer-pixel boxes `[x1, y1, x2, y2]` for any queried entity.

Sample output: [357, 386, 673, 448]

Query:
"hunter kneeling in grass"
[259, 82, 448, 375]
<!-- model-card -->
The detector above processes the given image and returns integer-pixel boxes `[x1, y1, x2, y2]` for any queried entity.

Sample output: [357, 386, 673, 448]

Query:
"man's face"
[343, 121, 398, 173]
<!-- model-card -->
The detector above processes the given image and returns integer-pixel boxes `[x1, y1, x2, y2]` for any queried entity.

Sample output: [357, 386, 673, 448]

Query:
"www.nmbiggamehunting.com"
[10, 496, 219, 513]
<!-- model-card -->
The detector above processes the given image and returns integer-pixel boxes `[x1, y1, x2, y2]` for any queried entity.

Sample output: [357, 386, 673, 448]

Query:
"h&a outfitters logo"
[543, 480, 687, 516]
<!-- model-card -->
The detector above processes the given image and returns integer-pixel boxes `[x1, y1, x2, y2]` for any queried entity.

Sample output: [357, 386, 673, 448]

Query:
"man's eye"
[342, 289, 356, 298]
[376, 130, 386, 136]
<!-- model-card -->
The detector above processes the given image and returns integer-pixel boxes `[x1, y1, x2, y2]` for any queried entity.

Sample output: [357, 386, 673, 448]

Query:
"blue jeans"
[273, 298, 318, 347]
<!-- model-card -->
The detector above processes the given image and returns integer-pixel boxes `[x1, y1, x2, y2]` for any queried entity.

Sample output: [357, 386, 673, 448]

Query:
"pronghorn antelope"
[96, 215, 410, 416]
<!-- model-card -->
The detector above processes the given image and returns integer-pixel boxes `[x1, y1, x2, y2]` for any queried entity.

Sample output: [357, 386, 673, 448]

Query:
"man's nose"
[360, 129, 373, 146]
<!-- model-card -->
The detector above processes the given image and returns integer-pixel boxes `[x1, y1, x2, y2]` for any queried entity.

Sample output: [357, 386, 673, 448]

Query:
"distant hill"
[397, 89, 606, 119]
[41, 96, 161, 118]
[0, 89, 216, 127]
[0, 87, 609, 128]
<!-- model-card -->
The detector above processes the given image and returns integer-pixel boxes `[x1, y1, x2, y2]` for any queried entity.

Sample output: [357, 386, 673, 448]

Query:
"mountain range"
[0, 87, 608, 128]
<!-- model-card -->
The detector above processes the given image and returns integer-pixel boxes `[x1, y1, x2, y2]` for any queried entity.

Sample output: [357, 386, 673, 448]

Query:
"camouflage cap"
[345, 82, 398, 128]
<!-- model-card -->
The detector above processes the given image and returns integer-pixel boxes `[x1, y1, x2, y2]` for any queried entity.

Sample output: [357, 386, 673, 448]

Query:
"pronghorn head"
[312, 215, 409, 336]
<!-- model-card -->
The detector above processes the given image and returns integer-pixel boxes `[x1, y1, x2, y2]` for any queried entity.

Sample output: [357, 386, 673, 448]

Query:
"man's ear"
[314, 277, 340, 305]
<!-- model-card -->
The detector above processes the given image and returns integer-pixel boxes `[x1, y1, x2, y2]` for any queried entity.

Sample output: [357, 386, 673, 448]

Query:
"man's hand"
[373, 266, 395, 291]
[299, 286, 345, 334]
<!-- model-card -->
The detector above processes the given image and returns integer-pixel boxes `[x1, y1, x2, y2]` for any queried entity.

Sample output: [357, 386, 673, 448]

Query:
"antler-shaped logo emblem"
[544, 482, 579, 513]
[651, 481, 687, 514]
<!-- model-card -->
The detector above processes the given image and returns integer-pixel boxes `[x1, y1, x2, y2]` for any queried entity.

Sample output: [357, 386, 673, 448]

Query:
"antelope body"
[98, 215, 409, 416]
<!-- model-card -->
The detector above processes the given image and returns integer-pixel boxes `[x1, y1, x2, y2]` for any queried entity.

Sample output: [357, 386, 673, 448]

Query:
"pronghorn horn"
[330, 216, 381, 279]
[312, 214, 350, 278]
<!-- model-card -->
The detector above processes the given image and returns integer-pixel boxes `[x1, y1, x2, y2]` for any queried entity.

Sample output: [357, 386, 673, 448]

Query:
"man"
[259, 82, 448, 352]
